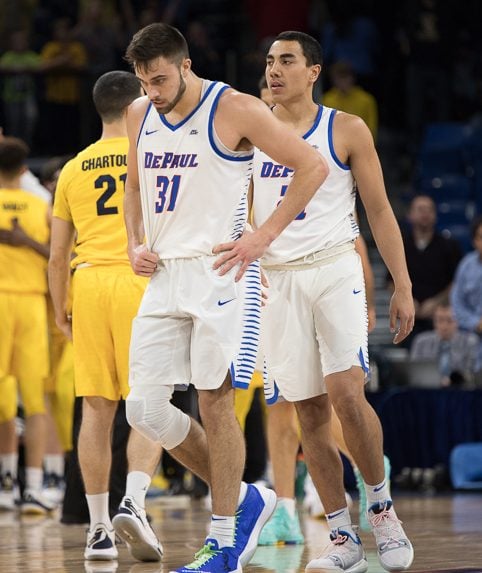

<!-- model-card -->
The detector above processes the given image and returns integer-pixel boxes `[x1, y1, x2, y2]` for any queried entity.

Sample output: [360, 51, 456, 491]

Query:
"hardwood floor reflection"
[0, 493, 481, 572]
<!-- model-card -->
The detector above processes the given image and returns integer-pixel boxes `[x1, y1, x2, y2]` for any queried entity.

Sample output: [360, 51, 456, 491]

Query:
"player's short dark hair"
[273, 31, 323, 67]
[93, 71, 141, 123]
[125, 23, 189, 72]
[0, 137, 29, 176]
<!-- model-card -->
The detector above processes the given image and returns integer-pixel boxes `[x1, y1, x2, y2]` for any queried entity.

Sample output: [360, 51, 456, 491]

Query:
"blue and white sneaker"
[170, 538, 241, 573]
[84, 523, 118, 561]
[112, 495, 163, 562]
[235, 483, 277, 566]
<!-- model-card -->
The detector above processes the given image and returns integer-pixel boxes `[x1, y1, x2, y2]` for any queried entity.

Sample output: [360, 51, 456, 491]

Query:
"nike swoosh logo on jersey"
[218, 298, 235, 306]
[353, 288, 362, 294]
[145, 129, 159, 135]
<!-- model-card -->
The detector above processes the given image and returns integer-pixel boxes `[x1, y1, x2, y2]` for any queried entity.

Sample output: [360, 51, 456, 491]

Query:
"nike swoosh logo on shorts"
[353, 288, 362, 294]
[218, 298, 235, 306]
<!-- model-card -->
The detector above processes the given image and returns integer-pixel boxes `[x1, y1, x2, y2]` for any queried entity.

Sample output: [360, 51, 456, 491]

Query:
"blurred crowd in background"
[0, 0, 481, 157]
[1, 0, 482, 509]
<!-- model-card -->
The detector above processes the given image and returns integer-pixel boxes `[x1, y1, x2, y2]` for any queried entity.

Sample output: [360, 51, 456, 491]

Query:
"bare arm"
[213, 92, 328, 280]
[124, 97, 159, 277]
[0, 217, 50, 258]
[341, 114, 414, 343]
[48, 217, 75, 339]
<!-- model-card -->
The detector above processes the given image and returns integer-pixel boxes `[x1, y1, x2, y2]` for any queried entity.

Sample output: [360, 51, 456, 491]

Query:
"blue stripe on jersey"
[303, 104, 323, 140]
[136, 101, 153, 148]
[231, 260, 261, 389]
[208, 87, 254, 162]
[358, 347, 369, 374]
[328, 109, 350, 170]
[264, 376, 280, 405]
[159, 81, 218, 131]
[229, 162, 252, 241]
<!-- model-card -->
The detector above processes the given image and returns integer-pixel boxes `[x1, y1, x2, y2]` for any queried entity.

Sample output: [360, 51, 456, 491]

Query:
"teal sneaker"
[384, 455, 392, 487]
[258, 505, 304, 546]
[355, 455, 391, 532]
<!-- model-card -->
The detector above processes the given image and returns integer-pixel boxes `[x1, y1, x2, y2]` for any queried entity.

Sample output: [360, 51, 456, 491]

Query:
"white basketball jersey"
[252, 105, 358, 264]
[137, 80, 253, 258]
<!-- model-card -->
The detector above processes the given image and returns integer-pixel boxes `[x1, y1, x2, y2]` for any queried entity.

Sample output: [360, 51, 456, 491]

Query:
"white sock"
[125, 470, 151, 508]
[326, 506, 353, 535]
[208, 514, 236, 548]
[364, 477, 391, 508]
[25, 467, 43, 493]
[238, 481, 248, 505]
[1, 453, 18, 479]
[86, 492, 111, 529]
[277, 497, 296, 517]
[44, 454, 64, 477]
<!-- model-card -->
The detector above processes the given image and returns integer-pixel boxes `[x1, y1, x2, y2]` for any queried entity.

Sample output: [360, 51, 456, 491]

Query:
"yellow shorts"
[45, 295, 70, 393]
[234, 371, 265, 432]
[48, 340, 75, 451]
[0, 376, 17, 423]
[0, 292, 48, 417]
[72, 266, 147, 400]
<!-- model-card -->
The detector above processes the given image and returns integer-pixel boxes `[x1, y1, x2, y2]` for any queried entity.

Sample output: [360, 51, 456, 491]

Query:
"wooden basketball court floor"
[1, 493, 481, 573]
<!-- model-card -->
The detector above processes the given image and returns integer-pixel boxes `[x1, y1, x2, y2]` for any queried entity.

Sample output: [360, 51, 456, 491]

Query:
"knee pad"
[126, 385, 191, 450]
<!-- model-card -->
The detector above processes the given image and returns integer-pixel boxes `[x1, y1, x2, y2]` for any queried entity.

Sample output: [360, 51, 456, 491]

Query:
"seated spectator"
[450, 216, 482, 373]
[322, 60, 378, 141]
[410, 302, 479, 386]
[387, 195, 462, 345]
[0, 30, 41, 147]
[39, 17, 87, 154]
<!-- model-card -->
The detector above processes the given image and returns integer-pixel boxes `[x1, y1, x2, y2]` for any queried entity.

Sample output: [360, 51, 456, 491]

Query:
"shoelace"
[370, 509, 406, 550]
[185, 542, 220, 568]
[323, 531, 356, 560]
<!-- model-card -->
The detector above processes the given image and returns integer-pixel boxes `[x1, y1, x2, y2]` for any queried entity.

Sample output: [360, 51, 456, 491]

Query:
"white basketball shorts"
[129, 256, 261, 391]
[261, 249, 369, 402]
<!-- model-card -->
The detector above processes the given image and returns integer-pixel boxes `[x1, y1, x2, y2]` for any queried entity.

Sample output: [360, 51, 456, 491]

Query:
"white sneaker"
[368, 501, 414, 571]
[303, 474, 353, 518]
[43, 473, 65, 505]
[21, 490, 57, 515]
[306, 528, 368, 573]
[112, 496, 163, 562]
[84, 523, 118, 561]
[0, 473, 19, 511]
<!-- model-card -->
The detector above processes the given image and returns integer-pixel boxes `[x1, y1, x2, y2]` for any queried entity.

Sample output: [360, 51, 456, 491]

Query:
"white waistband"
[262, 242, 355, 271]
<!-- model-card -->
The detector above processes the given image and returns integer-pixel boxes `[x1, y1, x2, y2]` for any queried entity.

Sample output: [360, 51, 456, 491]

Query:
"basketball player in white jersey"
[232, 31, 414, 572]
[122, 23, 328, 573]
